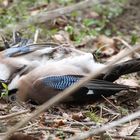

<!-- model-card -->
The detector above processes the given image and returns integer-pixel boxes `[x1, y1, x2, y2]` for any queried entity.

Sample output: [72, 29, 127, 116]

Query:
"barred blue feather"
[4, 39, 33, 57]
[5, 46, 30, 57]
[42, 75, 80, 90]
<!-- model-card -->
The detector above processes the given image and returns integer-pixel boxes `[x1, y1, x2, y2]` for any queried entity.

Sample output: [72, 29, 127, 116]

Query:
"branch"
[0, 110, 29, 120]
[0, 0, 107, 33]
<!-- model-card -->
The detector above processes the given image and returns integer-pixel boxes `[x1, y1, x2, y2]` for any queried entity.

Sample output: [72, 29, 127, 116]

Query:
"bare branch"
[0, 110, 29, 120]
[0, 0, 107, 33]
[113, 37, 140, 57]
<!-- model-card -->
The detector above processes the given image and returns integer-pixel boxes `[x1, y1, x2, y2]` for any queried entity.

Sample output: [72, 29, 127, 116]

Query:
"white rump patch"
[87, 90, 95, 95]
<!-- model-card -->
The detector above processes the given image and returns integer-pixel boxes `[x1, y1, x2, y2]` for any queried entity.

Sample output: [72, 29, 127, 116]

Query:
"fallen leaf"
[62, 112, 69, 119]
[54, 119, 66, 127]
[52, 31, 72, 44]
[85, 11, 99, 19]
[94, 35, 117, 57]
[118, 120, 139, 136]
[0, 102, 8, 111]
[53, 17, 68, 28]
[8, 133, 39, 140]
[95, 35, 116, 49]
[117, 78, 139, 87]
[72, 112, 84, 121]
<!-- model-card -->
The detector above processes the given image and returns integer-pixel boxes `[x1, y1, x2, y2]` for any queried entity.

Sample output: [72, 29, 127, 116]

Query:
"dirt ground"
[112, 0, 140, 37]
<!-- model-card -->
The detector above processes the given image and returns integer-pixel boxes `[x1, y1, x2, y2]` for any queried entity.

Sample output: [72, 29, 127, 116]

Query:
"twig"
[18, 122, 38, 131]
[34, 127, 80, 134]
[67, 110, 140, 140]
[101, 95, 119, 111]
[113, 37, 140, 57]
[33, 28, 39, 43]
[99, 105, 103, 120]
[44, 120, 96, 127]
[0, 0, 107, 33]
[2, 45, 140, 140]
[0, 110, 29, 120]
[100, 106, 119, 115]
[108, 134, 140, 140]
[109, 114, 120, 122]
[0, 123, 38, 136]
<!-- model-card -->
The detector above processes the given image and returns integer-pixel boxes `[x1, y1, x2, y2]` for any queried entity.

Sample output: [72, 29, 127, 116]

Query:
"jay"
[0, 34, 140, 104]
[7, 54, 140, 104]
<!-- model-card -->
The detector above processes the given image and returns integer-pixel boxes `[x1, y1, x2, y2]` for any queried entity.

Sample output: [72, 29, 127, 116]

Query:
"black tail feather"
[71, 79, 132, 103]
[103, 58, 140, 82]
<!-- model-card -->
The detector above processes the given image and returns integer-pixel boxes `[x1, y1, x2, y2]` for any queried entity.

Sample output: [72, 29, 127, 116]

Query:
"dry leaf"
[118, 120, 139, 136]
[85, 11, 99, 19]
[62, 112, 69, 119]
[0, 102, 8, 111]
[54, 119, 66, 127]
[72, 112, 84, 121]
[94, 35, 117, 56]
[52, 31, 72, 44]
[8, 133, 39, 140]
[117, 78, 139, 87]
[53, 17, 68, 28]
[95, 35, 116, 49]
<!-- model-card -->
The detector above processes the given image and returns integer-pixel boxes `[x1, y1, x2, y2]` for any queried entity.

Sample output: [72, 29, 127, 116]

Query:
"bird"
[7, 55, 140, 105]
[15, 63, 131, 104]
[0, 34, 140, 104]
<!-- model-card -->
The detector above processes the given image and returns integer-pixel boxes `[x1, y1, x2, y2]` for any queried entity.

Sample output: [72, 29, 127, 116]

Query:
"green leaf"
[131, 34, 139, 45]
[65, 25, 74, 35]
[0, 83, 9, 98]
[1, 91, 8, 98]
[2, 83, 8, 90]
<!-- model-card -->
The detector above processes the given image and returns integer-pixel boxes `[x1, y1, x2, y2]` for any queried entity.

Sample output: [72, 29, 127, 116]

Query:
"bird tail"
[103, 58, 140, 82]
[71, 79, 134, 103]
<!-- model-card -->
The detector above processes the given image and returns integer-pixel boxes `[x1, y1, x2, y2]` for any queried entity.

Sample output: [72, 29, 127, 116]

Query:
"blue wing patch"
[4, 46, 30, 57]
[4, 39, 33, 57]
[42, 75, 80, 90]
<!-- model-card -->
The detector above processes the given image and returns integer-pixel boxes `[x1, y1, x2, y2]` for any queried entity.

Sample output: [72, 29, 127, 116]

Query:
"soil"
[112, 0, 140, 36]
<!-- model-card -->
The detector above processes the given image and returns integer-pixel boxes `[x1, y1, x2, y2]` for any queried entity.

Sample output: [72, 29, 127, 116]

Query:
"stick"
[0, 110, 29, 120]
[0, 0, 107, 33]
[114, 37, 140, 57]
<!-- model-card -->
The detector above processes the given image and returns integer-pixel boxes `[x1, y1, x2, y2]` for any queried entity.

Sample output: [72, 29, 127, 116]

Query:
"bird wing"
[29, 75, 131, 104]
[3, 44, 45, 57]
[34, 75, 130, 91]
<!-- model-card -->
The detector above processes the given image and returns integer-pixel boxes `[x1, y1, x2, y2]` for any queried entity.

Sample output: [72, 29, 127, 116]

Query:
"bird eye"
[8, 93, 17, 102]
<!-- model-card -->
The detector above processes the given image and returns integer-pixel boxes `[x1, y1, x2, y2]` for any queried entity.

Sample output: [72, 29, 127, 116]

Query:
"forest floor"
[0, 0, 140, 139]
